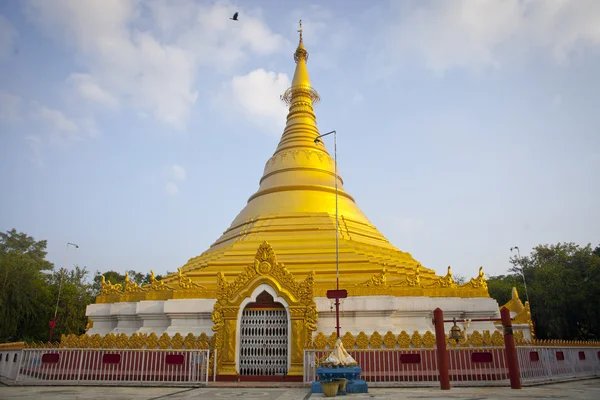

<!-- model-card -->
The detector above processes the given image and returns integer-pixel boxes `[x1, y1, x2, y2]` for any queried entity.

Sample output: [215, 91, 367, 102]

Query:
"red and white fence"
[517, 346, 600, 384]
[15, 348, 210, 385]
[304, 345, 600, 387]
[304, 347, 509, 387]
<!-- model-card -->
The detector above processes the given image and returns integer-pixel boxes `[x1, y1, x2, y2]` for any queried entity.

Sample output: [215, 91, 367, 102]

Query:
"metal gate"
[239, 308, 288, 376]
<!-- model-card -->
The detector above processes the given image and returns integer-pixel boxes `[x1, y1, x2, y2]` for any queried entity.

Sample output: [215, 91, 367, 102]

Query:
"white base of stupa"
[86, 295, 502, 338]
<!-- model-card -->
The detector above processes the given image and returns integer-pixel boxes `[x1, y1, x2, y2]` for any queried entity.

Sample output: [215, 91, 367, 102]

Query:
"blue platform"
[311, 366, 369, 395]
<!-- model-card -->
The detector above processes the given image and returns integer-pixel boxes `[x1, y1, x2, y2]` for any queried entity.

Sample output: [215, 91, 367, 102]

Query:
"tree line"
[1, 228, 599, 342]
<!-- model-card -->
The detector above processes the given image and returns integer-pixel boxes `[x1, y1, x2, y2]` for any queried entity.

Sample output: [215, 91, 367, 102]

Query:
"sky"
[1, 0, 599, 282]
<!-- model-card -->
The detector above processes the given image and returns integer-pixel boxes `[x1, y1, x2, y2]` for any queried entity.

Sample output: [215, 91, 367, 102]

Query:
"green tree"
[48, 265, 94, 338]
[488, 242, 600, 340]
[0, 229, 54, 342]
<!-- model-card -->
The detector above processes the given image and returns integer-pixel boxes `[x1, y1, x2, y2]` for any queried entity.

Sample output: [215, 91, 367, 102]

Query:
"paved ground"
[0, 379, 599, 399]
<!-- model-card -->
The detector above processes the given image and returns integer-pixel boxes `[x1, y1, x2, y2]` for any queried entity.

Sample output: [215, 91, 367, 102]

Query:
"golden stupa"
[91, 22, 492, 379]
[136, 23, 486, 296]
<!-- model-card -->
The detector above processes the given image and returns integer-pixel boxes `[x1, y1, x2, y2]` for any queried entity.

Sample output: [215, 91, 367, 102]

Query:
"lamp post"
[314, 130, 347, 338]
[50, 242, 79, 341]
[510, 246, 530, 304]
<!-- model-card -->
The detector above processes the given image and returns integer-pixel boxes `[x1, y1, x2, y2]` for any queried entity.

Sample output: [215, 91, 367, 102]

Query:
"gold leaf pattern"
[327, 332, 337, 349]
[342, 332, 355, 349]
[398, 331, 411, 348]
[470, 330, 484, 347]
[369, 331, 383, 349]
[411, 331, 423, 348]
[483, 330, 492, 346]
[422, 331, 436, 349]
[383, 331, 397, 348]
[184, 333, 197, 349]
[147, 333, 159, 349]
[356, 332, 369, 349]
[314, 332, 327, 349]
[491, 330, 504, 346]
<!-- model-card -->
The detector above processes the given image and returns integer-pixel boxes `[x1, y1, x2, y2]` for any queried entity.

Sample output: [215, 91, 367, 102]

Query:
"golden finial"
[294, 19, 308, 63]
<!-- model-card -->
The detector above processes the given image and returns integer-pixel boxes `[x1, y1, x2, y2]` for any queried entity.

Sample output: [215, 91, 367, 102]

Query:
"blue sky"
[1, 0, 599, 281]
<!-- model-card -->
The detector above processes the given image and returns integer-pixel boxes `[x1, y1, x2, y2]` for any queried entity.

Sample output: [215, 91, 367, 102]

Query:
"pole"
[433, 308, 450, 390]
[50, 242, 78, 341]
[333, 130, 341, 338]
[501, 307, 521, 389]
[511, 247, 530, 304]
[315, 130, 343, 339]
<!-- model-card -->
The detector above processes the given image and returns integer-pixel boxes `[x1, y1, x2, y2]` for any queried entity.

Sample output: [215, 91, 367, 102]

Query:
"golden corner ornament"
[88, 21, 525, 378]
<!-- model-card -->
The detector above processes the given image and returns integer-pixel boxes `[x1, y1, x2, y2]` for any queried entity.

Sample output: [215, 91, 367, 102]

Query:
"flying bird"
[230, 12, 239, 21]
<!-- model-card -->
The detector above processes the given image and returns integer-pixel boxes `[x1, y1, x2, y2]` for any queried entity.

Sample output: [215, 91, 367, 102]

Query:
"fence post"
[433, 308, 450, 390]
[76, 349, 85, 383]
[501, 307, 521, 389]
[213, 348, 217, 382]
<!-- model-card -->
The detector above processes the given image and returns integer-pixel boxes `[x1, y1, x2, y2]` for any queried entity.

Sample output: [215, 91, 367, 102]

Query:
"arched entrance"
[211, 241, 317, 380]
[239, 291, 289, 376]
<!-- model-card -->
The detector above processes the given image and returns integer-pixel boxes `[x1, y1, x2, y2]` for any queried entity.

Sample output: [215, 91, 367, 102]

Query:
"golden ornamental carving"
[342, 332, 355, 349]
[124, 272, 147, 293]
[314, 332, 327, 349]
[369, 331, 383, 349]
[101, 333, 116, 349]
[100, 275, 123, 295]
[197, 333, 210, 350]
[182, 333, 196, 349]
[491, 330, 504, 346]
[398, 331, 411, 348]
[327, 332, 337, 349]
[356, 332, 369, 349]
[178, 268, 206, 290]
[171, 333, 184, 349]
[355, 265, 387, 287]
[303, 304, 318, 348]
[158, 333, 171, 349]
[483, 330, 492, 346]
[149, 270, 173, 292]
[470, 330, 484, 347]
[384, 331, 397, 348]
[85, 318, 94, 331]
[463, 266, 487, 291]
[422, 331, 436, 349]
[514, 330, 525, 345]
[411, 331, 423, 348]
[147, 333, 159, 349]
[211, 241, 316, 377]
[391, 265, 422, 288]
[89, 334, 101, 348]
[129, 333, 144, 349]
[427, 266, 457, 289]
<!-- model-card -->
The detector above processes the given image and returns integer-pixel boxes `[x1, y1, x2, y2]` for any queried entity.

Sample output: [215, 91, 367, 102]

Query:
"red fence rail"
[15, 348, 209, 385]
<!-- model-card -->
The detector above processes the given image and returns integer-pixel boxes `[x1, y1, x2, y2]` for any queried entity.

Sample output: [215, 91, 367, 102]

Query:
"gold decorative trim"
[355, 265, 387, 287]
[211, 241, 316, 377]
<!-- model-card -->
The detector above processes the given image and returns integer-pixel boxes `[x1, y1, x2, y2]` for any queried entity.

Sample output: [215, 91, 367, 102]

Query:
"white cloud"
[165, 182, 179, 196]
[218, 69, 290, 134]
[67, 73, 119, 108]
[376, 0, 600, 74]
[0, 90, 22, 123]
[167, 164, 186, 182]
[25, 135, 44, 166]
[164, 164, 185, 196]
[24, 0, 286, 130]
[0, 15, 17, 59]
[30, 103, 79, 138]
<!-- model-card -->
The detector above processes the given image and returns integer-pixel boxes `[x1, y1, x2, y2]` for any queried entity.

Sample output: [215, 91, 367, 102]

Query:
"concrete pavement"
[0, 379, 598, 399]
